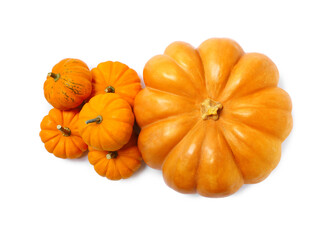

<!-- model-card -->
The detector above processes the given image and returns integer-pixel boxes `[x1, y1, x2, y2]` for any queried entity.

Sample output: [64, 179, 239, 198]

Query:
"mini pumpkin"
[40, 108, 88, 159]
[78, 93, 134, 151]
[134, 38, 293, 197]
[88, 134, 142, 180]
[44, 58, 92, 110]
[90, 61, 141, 106]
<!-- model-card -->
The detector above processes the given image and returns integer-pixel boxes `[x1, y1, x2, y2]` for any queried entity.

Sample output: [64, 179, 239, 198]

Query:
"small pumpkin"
[90, 61, 141, 106]
[78, 93, 134, 151]
[44, 58, 92, 110]
[88, 134, 142, 180]
[40, 108, 88, 159]
[134, 38, 293, 197]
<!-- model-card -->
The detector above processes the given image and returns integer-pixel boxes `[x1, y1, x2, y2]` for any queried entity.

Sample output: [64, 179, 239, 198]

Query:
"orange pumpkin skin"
[88, 134, 142, 180]
[134, 38, 293, 197]
[44, 58, 92, 110]
[40, 108, 88, 159]
[90, 61, 141, 106]
[78, 93, 134, 151]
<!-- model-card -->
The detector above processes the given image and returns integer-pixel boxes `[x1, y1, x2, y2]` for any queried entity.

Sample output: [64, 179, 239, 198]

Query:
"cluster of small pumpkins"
[40, 58, 142, 180]
[39, 38, 293, 197]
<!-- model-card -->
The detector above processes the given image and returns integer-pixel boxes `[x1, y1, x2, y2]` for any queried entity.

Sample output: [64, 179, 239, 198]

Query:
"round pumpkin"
[44, 58, 92, 110]
[134, 38, 293, 197]
[88, 134, 142, 180]
[78, 93, 134, 151]
[40, 108, 88, 159]
[90, 61, 141, 106]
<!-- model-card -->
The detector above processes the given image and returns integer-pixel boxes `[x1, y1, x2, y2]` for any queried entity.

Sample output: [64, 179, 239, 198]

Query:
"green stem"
[57, 125, 71, 136]
[106, 151, 118, 159]
[48, 72, 61, 82]
[105, 86, 115, 93]
[85, 115, 103, 124]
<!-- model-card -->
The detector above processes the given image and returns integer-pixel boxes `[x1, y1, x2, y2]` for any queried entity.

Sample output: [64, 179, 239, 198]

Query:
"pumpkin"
[88, 134, 142, 180]
[134, 38, 293, 197]
[40, 108, 88, 159]
[90, 61, 141, 106]
[78, 93, 134, 151]
[44, 58, 92, 110]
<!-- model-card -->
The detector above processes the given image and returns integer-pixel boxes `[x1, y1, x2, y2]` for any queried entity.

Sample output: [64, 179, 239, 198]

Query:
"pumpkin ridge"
[223, 87, 292, 111]
[214, 54, 244, 99]
[116, 75, 140, 87]
[163, 55, 204, 96]
[221, 116, 283, 141]
[91, 69, 107, 96]
[110, 62, 130, 86]
[100, 123, 123, 146]
[63, 111, 77, 127]
[225, 104, 292, 113]
[161, 119, 202, 171]
[221, 86, 278, 103]
[102, 106, 132, 116]
[216, 125, 245, 180]
[45, 135, 62, 153]
[120, 156, 140, 172]
[103, 157, 112, 177]
[192, 122, 207, 192]
[116, 158, 133, 178]
[52, 137, 66, 158]
[48, 109, 62, 124]
[146, 87, 197, 103]
[115, 82, 142, 89]
[88, 149, 106, 164]
[94, 68, 106, 85]
[114, 89, 138, 99]
[104, 117, 134, 126]
[198, 39, 244, 99]
[115, 69, 140, 87]
[141, 111, 199, 130]
[65, 138, 80, 158]
[109, 159, 121, 180]
[70, 136, 86, 152]
[41, 130, 60, 142]
[118, 147, 139, 159]
[104, 97, 131, 109]
[219, 119, 280, 172]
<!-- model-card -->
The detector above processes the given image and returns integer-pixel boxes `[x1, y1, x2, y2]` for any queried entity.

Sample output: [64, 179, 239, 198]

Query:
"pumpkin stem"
[85, 115, 103, 124]
[105, 86, 115, 93]
[106, 151, 118, 159]
[57, 125, 71, 136]
[201, 98, 223, 120]
[48, 72, 61, 82]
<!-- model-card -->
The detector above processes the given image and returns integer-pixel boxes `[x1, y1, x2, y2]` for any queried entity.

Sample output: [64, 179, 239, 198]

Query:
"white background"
[1, 0, 332, 239]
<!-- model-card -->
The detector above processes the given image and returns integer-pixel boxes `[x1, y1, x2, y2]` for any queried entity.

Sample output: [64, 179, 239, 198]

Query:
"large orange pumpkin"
[78, 93, 134, 151]
[88, 134, 142, 180]
[90, 61, 141, 106]
[134, 38, 293, 197]
[44, 58, 92, 110]
[40, 108, 88, 159]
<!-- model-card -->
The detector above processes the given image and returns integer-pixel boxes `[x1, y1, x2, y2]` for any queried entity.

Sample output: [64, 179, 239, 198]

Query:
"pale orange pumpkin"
[90, 61, 141, 106]
[40, 108, 88, 159]
[134, 38, 293, 197]
[88, 134, 142, 180]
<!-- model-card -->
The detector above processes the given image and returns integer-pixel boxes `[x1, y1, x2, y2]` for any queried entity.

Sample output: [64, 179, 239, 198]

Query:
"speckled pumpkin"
[44, 58, 92, 110]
